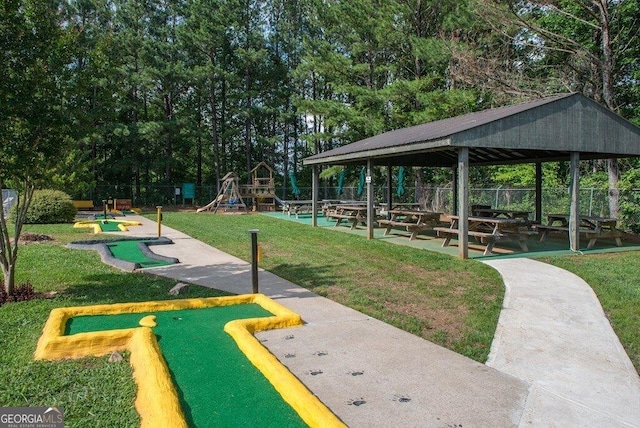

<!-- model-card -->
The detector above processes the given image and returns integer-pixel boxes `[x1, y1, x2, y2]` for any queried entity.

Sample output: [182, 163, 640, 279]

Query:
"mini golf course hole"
[35, 295, 346, 428]
[67, 237, 179, 271]
[65, 304, 307, 427]
[73, 219, 142, 233]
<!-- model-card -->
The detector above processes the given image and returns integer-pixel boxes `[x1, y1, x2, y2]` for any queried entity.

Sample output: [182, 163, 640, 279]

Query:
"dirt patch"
[19, 233, 55, 244]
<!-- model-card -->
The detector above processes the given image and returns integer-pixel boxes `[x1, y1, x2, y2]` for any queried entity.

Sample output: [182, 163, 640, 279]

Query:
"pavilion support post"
[386, 164, 393, 219]
[452, 166, 458, 215]
[457, 148, 469, 259]
[311, 165, 319, 227]
[535, 162, 543, 224]
[367, 158, 374, 240]
[569, 152, 580, 251]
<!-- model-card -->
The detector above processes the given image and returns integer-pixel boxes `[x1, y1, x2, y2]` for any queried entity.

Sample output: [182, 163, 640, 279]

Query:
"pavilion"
[303, 93, 640, 258]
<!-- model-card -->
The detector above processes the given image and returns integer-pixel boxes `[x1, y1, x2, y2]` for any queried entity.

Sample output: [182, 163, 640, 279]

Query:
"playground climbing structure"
[196, 172, 247, 213]
[239, 162, 277, 211]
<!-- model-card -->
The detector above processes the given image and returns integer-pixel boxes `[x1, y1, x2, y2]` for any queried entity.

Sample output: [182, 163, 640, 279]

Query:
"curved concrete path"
[483, 258, 640, 427]
[107, 215, 640, 427]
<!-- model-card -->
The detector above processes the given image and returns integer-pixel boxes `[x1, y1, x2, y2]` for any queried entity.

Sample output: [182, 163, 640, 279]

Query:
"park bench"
[434, 215, 537, 256]
[534, 214, 623, 249]
[434, 226, 537, 255]
[377, 210, 443, 240]
[73, 200, 95, 210]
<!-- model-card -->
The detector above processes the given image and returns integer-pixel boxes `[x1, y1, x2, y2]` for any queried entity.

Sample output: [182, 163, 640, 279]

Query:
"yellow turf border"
[34, 294, 345, 428]
[73, 219, 142, 233]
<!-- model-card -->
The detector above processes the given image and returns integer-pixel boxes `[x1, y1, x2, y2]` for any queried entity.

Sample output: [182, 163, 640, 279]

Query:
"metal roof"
[303, 93, 640, 167]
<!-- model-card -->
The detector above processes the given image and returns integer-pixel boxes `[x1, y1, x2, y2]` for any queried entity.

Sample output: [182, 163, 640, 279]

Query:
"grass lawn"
[1, 214, 638, 427]
[159, 212, 640, 375]
[157, 212, 506, 361]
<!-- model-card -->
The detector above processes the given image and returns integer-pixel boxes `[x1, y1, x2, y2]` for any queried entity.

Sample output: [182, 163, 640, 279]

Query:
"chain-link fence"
[84, 184, 640, 230]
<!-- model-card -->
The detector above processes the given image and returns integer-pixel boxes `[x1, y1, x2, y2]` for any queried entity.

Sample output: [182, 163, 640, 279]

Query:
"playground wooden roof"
[303, 93, 640, 168]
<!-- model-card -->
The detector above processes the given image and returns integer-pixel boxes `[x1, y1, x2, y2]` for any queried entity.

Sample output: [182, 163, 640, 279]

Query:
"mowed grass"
[161, 212, 640, 375]
[538, 252, 640, 375]
[3, 215, 639, 427]
[157, 212, 505, 361]
[0, 224, 228, 427]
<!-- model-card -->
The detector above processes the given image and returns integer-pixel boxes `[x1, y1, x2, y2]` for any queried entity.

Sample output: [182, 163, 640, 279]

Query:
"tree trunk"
[594, 1, 620, 218]
[0, 183, 34, 295]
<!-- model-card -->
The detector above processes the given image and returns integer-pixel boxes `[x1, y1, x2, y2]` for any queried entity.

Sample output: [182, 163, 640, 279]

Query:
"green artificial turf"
[106, 240, 173, 268]
[98, 220, 123, 232]
[66, 304, 306, 428]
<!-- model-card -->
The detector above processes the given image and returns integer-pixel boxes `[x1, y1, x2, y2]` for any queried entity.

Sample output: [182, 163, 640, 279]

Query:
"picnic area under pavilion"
[303, 93, 640, 258]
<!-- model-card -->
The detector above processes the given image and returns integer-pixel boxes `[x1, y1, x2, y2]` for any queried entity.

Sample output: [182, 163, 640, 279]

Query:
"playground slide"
[196, 194, 224, 213]
[273, 195, 286, 207]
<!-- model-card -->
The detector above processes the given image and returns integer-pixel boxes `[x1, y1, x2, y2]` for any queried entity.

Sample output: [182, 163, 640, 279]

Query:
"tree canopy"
[2, 0, 640, 201]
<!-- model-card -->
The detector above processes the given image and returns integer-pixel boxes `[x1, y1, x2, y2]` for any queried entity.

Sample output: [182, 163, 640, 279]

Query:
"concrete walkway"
[484, 258, 640, 427]
[118, 215, 640, 427]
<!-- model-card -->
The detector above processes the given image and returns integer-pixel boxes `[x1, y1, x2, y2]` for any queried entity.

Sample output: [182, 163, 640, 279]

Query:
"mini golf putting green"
[34, 294, 344, 428]
[74, 219, 142, 233]
[66, 238, 179, 271]
[106, 239, 175, 268]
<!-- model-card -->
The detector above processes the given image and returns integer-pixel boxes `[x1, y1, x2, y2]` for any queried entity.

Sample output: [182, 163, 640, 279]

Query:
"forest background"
[2, 0, 640, 217]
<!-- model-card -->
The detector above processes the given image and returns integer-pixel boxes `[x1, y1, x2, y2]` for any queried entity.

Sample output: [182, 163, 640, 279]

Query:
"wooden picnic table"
[282, 200, 315, 218]
[473, 208, 531, 221]
[322, 200, 368, 217]
[434, 215, 536, 256]
[535, 214, 622, 249]
[377, 209, 443, 240]
[326, 205, 372, 229]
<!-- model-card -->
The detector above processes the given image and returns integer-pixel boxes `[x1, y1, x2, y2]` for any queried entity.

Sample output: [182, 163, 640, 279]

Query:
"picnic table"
[282, 200, 315, 218]
[473, 208, 531, 221]
[434, 215, 536, 256]
[322, 200, 367, 217]
[535, 214, 622, 249]
[377, 209, 443, 240]
[326, 205, 372, 229]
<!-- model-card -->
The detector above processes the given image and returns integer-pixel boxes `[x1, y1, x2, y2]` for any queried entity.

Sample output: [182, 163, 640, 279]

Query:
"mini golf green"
[66, 304, 306, 428]
[97, 220, 123, 232]
[106, 240, 173, 268]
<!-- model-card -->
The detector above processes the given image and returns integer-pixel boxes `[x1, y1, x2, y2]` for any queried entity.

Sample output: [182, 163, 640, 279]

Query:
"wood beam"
[458, 148, 469, 259]
[569, 152, 580, 251]
[367, 159, 374, 239]
[312, 165, 319, 227]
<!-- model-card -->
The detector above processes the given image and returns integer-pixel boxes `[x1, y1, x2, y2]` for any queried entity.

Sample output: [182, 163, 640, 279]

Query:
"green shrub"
[10, 189, 77, 224]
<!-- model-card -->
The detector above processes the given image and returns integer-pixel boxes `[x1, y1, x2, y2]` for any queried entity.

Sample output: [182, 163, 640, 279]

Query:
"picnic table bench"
[326, 205, 370, 229]
[282, 200, 314, 218]
[434, 216, 537, 256]
[473, 208, 532, 221]
[377, 210, 443, 240]
[534, 214, 622, 249]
